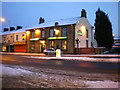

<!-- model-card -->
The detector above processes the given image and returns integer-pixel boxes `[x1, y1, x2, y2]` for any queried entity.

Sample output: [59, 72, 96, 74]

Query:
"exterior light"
[30, 38, 39, 41]
[54, 29, 59, 35]
[40, 41, 45, 43]
[35, 29, 40, 34]
[112, 34, 115, 37]
[26, 31, 30, 35]
[0, 18, 5, 22]
[48, 37, 67, 40]
[81, 25, 86, 31]
[80, 25, 86, 36]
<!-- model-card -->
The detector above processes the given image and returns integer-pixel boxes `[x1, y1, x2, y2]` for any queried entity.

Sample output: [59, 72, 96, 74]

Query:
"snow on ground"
[85, 80, 118, 88]
[2, 64, 119, 88]
[2, 64, 32, 76]
[22, 56, 119, 63]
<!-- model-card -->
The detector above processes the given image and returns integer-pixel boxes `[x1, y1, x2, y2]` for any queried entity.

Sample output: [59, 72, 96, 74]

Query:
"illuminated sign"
[14, 41, 26, 45]
[48, 37, 67, 40]
[77, 30, 82, 36]
[30, 38, 39, 41]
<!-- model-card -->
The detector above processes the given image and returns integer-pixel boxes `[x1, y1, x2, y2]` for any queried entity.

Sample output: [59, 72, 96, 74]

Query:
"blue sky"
[2, 2, 118, 37]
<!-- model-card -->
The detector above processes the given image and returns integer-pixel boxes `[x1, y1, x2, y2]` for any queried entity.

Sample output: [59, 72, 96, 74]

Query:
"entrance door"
[40, 40, 46, 53]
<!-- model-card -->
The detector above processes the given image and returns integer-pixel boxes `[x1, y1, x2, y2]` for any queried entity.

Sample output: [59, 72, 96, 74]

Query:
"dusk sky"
[2, 2, 118, 37]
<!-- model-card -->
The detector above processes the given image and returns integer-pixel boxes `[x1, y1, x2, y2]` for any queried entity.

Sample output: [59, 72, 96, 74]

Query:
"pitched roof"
[0, 28, 26, 35]
[26, 17, 81, 30]
[0, 16, 81, 35]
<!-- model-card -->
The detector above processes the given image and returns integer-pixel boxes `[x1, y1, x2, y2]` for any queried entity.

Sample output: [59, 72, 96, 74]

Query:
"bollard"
[56, 49, 61, 58]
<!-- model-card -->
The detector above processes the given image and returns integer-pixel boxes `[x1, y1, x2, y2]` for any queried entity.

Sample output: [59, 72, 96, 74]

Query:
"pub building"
[26, 9, 96, 54]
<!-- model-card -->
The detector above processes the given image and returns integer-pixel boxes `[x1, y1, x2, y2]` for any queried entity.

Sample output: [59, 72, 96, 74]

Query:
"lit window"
[41, 30, 45, 38]
[62, 40, 67, 50]
[62, 28, 67, 37]
[50, 41, 54, 48]
[50, 29, 54, 37]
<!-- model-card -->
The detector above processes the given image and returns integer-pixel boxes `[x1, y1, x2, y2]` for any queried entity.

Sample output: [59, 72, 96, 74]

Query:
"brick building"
[26, 9, 96, 54]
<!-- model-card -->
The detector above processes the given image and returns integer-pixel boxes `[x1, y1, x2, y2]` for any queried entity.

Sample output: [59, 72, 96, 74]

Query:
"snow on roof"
[26, 17, 81, 30]
[0, 17, 81, 35]
[0, 28, 26, 35]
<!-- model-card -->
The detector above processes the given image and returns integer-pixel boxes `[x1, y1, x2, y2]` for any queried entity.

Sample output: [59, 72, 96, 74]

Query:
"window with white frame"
[50, 29, 54, 37]
[16, 35, 18, 41]
[62, 27, 67, 37]
[41, 30, 45, 38]
[31, 31, 34, 38]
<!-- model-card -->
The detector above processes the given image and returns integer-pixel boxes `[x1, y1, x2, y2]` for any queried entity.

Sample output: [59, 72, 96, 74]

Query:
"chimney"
[4, 28, 9, 32]
[55, 22, 59, 26]
[39, 17, 45, 24]
[16, 26, 22, 30]
[81, 9, 87, 18]
[10, 27, 15, 31]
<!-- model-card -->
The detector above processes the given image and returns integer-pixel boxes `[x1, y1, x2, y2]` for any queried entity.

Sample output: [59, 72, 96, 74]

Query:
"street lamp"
[75, 38, 80, 54]
[1, 18, 11, 52]
[0, 18, 5, 22]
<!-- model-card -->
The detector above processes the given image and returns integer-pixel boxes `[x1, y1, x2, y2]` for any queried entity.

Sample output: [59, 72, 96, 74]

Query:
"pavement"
[0, 52, 120, 63]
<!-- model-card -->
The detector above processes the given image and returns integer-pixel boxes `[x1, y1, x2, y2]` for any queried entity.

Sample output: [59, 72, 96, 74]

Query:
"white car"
[43, 49, 56, 55]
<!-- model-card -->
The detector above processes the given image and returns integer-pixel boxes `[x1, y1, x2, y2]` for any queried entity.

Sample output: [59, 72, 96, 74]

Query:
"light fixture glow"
[81, 26, 86, 31]
[35, 29, 40, 34]
[48, 37, 67, 40]
[26, 31, 30, 35]
[0, 18, 5, 22]
[54, 29, 59, 35]
[30, 38, 39, 41]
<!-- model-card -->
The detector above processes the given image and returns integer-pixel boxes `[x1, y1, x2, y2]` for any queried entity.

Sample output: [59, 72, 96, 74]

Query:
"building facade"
[0, 28, 26, 52]
[26, 10, 96, 54]
[1, 31, 14, 52]
[13, 29, 26, 52]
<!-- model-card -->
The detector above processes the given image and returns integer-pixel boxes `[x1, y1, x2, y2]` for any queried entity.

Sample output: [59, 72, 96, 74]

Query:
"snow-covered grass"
[85, 80, 118, 88]
[22, 56, 119, 63]
[2, 64, 32, 76]
[2, 64, 119, 88]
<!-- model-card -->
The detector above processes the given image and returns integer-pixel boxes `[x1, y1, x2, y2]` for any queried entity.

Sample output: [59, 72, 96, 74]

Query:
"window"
[31, 31, 34, 38]
[16, 35, 18, 41]
[50, 41, 54, 48]
[62, 40, 67, 50]
[22, 34, 24, 36]
[41, 30, 45, 38]
[62, 28, 67, 37]
[86, 29, 88, 38]
[11, 36, 12, 39]
[86, 40, 88, 48]
[50, 29, 54, 37]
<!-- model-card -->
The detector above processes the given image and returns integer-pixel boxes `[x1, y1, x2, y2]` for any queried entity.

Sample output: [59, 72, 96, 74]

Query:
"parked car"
[43, 49, 56, 55]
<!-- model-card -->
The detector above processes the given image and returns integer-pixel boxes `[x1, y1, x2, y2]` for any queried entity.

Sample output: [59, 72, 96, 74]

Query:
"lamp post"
[1, 18, 11, 52]
[75, 38, 80, 54]
[0, 18, 5, 52]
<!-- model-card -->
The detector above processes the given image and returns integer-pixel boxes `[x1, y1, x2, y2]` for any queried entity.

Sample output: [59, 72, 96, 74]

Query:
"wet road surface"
[1, 54, 119, 74]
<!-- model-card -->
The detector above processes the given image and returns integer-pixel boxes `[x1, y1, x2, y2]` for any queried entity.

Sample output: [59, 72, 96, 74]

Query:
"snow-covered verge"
[22, 56, 119, 63]
[2, 64, 32, 76]
[2, 64, 119, 88]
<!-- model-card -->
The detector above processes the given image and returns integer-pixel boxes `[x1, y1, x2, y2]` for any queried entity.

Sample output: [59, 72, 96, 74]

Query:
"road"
[1, 54, 119, 88]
